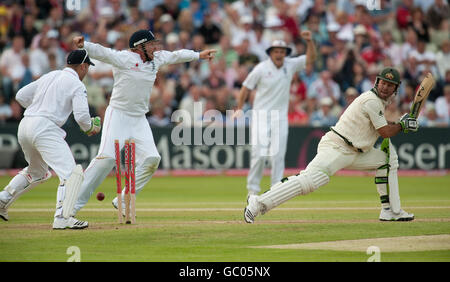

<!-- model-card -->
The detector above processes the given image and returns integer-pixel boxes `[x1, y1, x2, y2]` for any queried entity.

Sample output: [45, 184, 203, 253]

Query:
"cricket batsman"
[234, 30, 316, 198]
[0, 50, 101, 229]
[71, 30, 216, 216]
[244, 67, 418, 223]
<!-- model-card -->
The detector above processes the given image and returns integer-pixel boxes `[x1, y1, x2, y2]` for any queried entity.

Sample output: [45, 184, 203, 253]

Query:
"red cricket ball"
[96, 192, 105, 201]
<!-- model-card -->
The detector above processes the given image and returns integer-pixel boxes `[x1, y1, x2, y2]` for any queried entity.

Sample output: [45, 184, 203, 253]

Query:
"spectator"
[396, 0, 414, 30]
[0, 94, 12, 123]
[419, 102, 449, 127]
[341, 87, 358, 114]
[352, 61, 372, 93]
[408, 38, 438, 77]
[299, 62, 319, 89]
[308, 70, 341, 106]
[0, 35, 25, 102]
[29, 36, 51, 80]
[361, 35, 386, 65]
[408, 7, 430, 43]
[179, 84, 206, 126]
[215, 35, 239, 69]
[10, 13, 38, 49]
[198, 11, 222, 46]
[249, 23, 270, 62]
[426, 0, 450, 30]
[288, 96, 308, 126]
[159, 14, 175, 37]
[231, 15, 256, 48]
[148, 100, 171, 127]
[309, 96, 339, 127]
[435, 40, 450, 80]
[381, 30, 403, 68]
[435, 84, 450, 123]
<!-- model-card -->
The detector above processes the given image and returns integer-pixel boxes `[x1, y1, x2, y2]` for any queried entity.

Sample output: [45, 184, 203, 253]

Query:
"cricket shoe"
[0, 199, 8, 221]
[244, 195, 261, 224]
[379, 208, 414, 221]
[53, 216, 89, 229]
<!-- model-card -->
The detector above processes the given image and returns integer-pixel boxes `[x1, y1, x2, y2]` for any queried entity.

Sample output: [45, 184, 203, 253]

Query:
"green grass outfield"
[0, 174, 449, 262]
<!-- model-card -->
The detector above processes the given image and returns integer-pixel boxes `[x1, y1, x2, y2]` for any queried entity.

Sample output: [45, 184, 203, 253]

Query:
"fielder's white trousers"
[247, 114, 289, 193]
[74, 106, 161, 213]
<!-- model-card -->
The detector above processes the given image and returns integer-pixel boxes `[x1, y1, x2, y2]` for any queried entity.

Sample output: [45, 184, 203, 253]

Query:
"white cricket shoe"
[244, 195, 261, 224]
[53, 216, 89, 229]
[379, 208, 414, 221]
[0, 199, 8, 221]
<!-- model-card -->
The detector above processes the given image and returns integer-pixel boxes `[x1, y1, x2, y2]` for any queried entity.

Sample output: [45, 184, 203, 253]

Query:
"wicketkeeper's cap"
[67, 49, 95, 66]
[129, 29, 158, 49]
[265, 40, 292, 56]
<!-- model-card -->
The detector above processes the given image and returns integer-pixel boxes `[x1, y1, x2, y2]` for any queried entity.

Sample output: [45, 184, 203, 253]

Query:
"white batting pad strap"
[375, 168, 388, 196]
[62, 165, 84, 219]
[258, 170, 329, 213]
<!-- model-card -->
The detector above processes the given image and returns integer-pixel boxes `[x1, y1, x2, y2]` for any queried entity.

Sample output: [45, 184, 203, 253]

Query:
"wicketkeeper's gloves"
[84, 116, 101, 136]
[399, 113, 419, 133]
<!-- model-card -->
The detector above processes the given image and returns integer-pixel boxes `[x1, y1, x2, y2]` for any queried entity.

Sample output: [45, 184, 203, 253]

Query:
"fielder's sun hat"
[265, 40, 292, 56]
[129, 29, 158, 49]
[67, 49, 95, 66]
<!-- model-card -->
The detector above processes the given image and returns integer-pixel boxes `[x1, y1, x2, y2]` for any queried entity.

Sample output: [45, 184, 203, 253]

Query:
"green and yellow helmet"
[375, 67, 401, 94]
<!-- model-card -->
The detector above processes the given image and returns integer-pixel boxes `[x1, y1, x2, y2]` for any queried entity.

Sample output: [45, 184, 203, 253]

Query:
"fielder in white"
[244, 67, 418, 223]
[234, 31, 316, 197]
[0, 50, 101, 229]
[71, 30, 216, 216]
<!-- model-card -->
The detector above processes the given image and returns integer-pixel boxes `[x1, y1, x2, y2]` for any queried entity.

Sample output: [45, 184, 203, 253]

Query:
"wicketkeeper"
[0, 50, 101, 229]
[245, 67, 418, 223]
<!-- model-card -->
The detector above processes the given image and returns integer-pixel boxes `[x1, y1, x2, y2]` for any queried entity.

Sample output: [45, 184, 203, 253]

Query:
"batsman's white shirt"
[84, 42, 199, 116]
[332, 90, 388, 152]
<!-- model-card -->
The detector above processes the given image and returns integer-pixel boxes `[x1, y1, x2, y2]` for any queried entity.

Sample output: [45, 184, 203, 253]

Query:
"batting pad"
[63, 165, 84, 219]
[259, 170, 329, 213]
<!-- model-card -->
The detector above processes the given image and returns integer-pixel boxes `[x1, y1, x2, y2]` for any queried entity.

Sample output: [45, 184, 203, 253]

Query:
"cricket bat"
[409, 73, 436, 118]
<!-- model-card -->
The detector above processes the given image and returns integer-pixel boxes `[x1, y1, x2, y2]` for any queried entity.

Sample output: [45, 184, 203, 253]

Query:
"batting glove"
[84, 116, 101, 136]
[399, 113, 419, 133]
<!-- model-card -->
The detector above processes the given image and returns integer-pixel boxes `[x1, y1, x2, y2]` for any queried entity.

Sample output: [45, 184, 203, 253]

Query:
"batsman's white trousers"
[247, 113, 288, 193]
[74, 106, 161, 213]
[18, 116, 75, 181]
[308, 131, 397, 175]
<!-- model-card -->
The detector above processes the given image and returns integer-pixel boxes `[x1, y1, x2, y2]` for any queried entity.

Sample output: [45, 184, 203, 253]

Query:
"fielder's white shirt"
[16, 67, 92, 131]
[243, 56, 307, 117]
[332, 90, 388, 152]
[84, 42, 200, 116]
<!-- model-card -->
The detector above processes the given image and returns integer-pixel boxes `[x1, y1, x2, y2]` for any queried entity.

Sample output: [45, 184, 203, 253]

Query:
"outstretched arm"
[158, 49, 216, 66]
[73, 36, 127, 68]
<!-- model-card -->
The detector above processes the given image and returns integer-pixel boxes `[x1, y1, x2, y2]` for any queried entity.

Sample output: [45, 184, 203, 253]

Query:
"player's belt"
[330, 128, 363, 153]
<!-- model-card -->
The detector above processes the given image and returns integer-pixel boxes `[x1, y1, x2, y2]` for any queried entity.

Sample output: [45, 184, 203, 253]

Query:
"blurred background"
[0, 0, 449, 171]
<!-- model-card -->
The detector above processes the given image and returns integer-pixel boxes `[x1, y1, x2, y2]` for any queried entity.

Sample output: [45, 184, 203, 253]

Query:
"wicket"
[114, 139, 136, 224]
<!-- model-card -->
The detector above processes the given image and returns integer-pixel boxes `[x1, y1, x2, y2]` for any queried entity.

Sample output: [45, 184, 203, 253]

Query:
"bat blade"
[410, 73, 435, 118]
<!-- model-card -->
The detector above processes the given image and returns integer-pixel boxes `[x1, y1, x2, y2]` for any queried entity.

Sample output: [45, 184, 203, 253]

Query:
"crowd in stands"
[0, 0, 449, 128]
